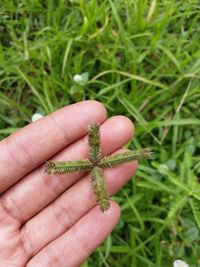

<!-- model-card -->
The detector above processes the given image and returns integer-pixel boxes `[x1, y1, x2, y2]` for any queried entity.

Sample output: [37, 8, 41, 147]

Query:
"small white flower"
[73, 74, 83, 83]
[158, 164, 169, 175]
[32, 113, 44, 122]
[173, 260, 189, 267]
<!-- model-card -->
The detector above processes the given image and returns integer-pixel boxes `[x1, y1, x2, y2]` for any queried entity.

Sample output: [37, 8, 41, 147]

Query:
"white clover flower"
[158, 164, 169, 175]
[73, 73, 89, 86]
[31, 113, 44, 122]
[173, 260, 189, 267]
[73, 74, 83, 83]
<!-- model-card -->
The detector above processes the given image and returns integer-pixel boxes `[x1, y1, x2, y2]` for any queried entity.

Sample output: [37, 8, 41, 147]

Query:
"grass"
[0, 0, 200, 266]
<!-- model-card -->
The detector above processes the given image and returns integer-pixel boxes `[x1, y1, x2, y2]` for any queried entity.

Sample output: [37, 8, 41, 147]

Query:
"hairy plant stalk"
[91, 166, 110, 212]
[44, 159, 93, 174]
[88, 123, 101, 163]
[99, 148, 152, 168]
[44, 122, 152, 212]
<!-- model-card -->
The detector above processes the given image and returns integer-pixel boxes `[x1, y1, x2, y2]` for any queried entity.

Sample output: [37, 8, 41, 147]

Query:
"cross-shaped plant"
[44, 123, 152, 212]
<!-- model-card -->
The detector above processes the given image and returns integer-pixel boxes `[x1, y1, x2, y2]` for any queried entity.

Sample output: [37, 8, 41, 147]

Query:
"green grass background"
[1, 0, 200, 266]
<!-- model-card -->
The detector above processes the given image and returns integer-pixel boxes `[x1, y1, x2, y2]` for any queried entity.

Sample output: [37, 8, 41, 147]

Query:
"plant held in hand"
[44, 123, 152, 212]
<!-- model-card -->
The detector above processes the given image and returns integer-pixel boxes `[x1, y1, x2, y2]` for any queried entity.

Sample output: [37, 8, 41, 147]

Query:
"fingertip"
[106, 115, 135, 140]
[113, 115, 135, 139]
[109, 200, 121, 220]
[80, 100, 107, 123]
[93, 200, 121, 225]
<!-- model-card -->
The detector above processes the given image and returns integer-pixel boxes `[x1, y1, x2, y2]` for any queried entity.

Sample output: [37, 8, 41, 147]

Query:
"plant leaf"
[189, 197, 200, 229]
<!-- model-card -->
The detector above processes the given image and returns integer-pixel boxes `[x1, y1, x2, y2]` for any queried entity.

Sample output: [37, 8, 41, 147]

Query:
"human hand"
[0, 101, 137, 267]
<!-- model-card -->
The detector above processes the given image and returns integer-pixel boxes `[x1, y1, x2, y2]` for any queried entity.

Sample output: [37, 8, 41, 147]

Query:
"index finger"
[0, 100, 107, 192]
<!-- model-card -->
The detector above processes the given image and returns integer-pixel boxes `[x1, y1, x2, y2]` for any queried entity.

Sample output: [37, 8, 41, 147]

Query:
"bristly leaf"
[91, 166, 110, 212]
[189, 197, 200, 229]
[88, 123, 101, 163]
[44, 159, 93, 174]
[99, 148, 152, 169]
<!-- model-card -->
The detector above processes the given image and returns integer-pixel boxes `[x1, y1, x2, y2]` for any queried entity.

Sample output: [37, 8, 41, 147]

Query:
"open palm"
[0, 101, 137, 267]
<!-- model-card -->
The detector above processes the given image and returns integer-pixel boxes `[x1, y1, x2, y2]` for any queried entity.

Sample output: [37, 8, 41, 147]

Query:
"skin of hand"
[0, 101, 137, 267]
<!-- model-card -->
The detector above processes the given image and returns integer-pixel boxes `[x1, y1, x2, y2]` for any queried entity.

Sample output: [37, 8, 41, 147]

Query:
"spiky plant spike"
[44, 122, 152, 212]
[91, 166, 110, 212]
[99, 148, 152, 169]
[88, 123, 101, 163]
[44, 159, 93, 175]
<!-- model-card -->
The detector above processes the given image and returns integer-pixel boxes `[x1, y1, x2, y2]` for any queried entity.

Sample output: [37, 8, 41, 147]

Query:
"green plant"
[44, 123, 152, 212]
[1, 0, 200, 264]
